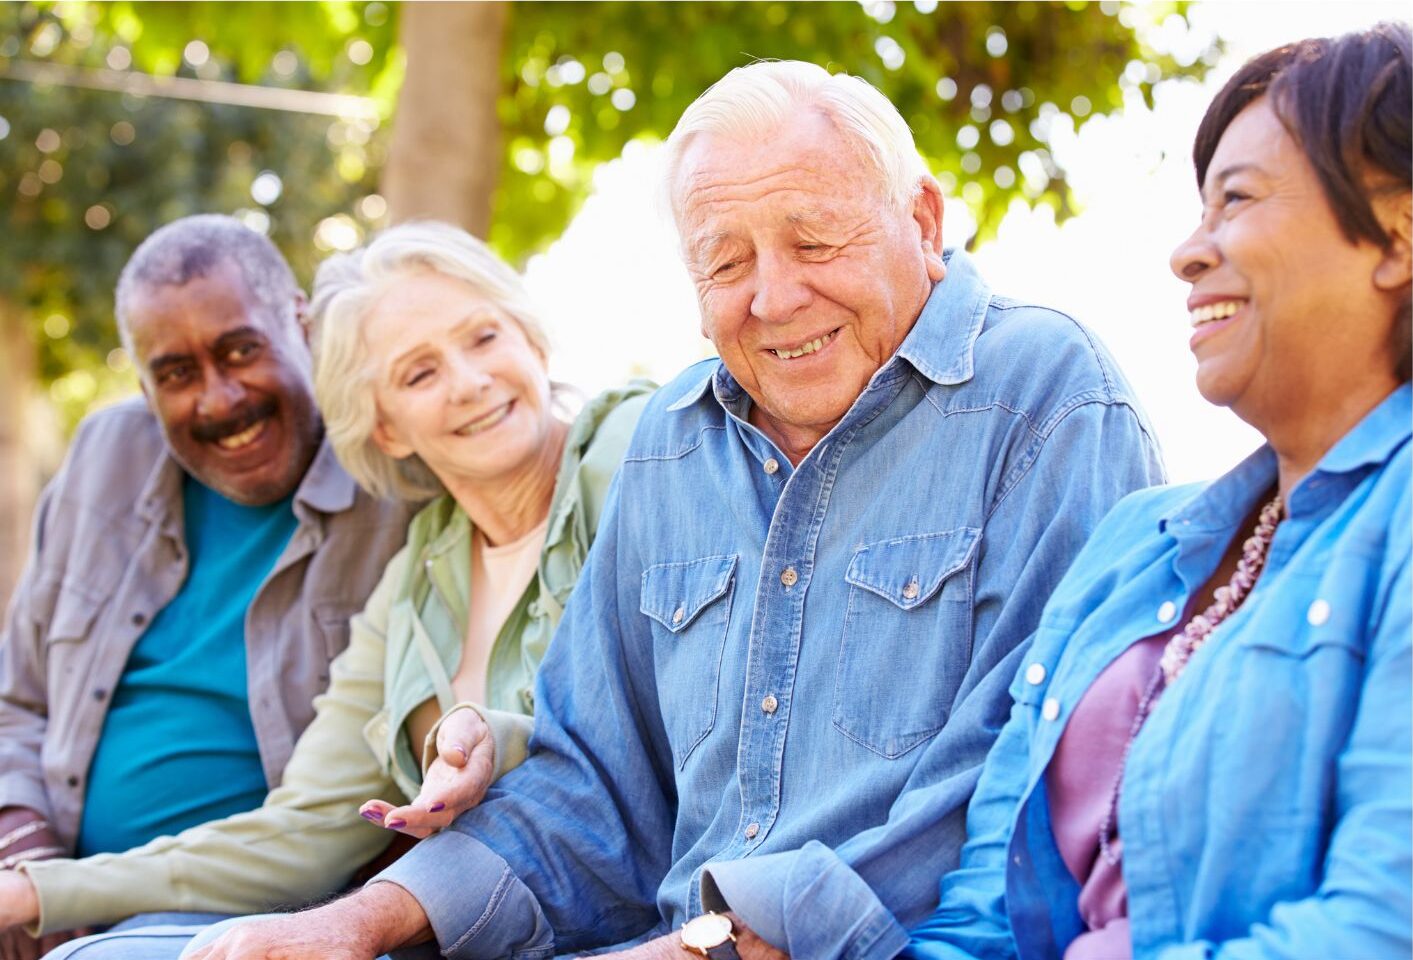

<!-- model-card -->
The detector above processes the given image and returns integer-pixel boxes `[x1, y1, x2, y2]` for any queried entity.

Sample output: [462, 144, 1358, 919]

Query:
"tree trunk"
[0, 307, 37, 616]
[381, 1, 508, 238]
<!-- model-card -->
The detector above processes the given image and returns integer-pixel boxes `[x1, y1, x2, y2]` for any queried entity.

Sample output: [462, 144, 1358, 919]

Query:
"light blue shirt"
[377, 250, 1165, 959]
[77, 477, 298, 857]
[906, 385, 1412, 960]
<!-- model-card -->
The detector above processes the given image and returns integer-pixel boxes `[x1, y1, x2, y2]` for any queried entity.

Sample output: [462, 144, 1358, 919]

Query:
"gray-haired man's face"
[675, 110, 947, 461]
[125, 259, 322, 505]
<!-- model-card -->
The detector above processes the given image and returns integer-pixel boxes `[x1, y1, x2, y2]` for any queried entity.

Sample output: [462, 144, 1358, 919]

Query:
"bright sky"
[524, 1, 1409, 485]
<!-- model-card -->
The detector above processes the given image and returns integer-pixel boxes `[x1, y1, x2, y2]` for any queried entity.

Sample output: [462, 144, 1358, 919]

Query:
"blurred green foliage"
[0, 0, 1215, 431]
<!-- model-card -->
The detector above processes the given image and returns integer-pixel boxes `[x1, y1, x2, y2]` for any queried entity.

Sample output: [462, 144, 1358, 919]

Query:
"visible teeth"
[455, 403, 512, 436]
[1190, 300, 1244, 327]
[772, 330, 836, 360]
[217, 420, 265, 450]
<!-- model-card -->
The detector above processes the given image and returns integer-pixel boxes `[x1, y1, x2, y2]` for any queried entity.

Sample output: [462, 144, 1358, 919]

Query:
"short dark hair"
[1194, 22, 1410, 379]
[1194, 22, 1410, 246]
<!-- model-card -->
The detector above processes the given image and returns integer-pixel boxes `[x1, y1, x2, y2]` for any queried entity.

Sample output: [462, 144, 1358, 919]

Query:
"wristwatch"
[680, 911, 741, 960]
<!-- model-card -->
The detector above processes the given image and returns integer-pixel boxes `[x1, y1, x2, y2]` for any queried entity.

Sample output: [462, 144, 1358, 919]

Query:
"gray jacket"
[0, 396, 412, 850]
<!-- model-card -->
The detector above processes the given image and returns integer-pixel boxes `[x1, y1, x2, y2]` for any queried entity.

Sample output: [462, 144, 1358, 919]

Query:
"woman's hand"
[359, 707, 496, 839]
[0, 870, 38, 929]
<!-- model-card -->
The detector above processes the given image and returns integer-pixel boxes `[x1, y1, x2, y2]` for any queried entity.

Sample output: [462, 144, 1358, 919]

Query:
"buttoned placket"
[719, 365, 907, 861]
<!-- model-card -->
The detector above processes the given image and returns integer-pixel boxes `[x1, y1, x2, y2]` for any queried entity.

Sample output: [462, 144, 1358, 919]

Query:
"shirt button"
[1307, 599, 1331, 626]
[672, 606, 685, 625]
[1157, 601, 1178, 624]
[1041, 697, 1061, 722]
[93, 688, 107, 702]
[763, 458, 780, 475]
[902, 580, 920, 601]
[66, 775, 79, 788]
[1025, 663, 1046, 686]
[131, 612, 147, 627]
[744, 822, 760, 839]
[761, 695, 778, 715]
[780, 566, 798, 588]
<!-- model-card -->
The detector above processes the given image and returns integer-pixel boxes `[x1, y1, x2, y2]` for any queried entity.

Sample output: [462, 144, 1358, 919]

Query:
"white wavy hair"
[311, 220, 552, 502]
[661, 59, 930, 222]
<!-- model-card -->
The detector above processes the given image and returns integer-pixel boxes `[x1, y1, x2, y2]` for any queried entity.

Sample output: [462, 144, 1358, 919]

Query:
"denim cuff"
[701, 841, 908, 960]
[373, 829, 554, 960]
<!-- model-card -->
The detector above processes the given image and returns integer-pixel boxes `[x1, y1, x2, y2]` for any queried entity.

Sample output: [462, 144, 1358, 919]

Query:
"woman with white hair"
[0, 221, 652, 956]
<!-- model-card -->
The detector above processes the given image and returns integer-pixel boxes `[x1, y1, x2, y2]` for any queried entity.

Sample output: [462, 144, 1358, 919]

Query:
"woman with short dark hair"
[906, 22, 1410, 960]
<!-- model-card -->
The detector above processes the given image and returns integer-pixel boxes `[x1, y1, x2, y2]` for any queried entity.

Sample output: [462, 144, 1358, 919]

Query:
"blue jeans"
[41, 914, 234, 960]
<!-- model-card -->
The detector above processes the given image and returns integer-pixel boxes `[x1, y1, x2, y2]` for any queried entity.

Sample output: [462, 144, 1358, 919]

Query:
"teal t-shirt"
[76, 476, 299, 857]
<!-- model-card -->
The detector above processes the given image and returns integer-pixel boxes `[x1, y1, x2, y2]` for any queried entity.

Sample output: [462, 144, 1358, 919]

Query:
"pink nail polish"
[387, 818, 406, 829]
[429, 802, 446, 813]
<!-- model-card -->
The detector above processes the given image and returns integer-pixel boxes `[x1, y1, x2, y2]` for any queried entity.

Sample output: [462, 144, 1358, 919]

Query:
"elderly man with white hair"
[189, 60, 1163, 960]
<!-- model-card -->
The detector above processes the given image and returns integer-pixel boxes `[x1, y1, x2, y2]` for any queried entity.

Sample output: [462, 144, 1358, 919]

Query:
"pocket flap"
[641, 554, 739, 633]
[845, 528, 981, 610]
[47, 581, 105, 643]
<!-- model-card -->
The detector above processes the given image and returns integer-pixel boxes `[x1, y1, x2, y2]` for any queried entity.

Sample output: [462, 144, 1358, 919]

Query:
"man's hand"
[360, 708, 495, 839]
[600, 915, 788, 960]
[185, 881, 432, 960]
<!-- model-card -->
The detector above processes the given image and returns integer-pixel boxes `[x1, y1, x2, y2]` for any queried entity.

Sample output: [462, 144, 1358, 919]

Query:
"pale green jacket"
[23, 383, 652, 934]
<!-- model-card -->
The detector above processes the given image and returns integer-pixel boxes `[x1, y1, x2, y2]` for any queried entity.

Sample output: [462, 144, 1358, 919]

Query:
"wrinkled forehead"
[672, 116, 889, 235]
[127, 261, 282, 350]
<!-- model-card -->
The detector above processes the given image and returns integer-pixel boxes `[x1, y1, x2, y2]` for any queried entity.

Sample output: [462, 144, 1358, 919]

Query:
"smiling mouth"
[454, 401, 514, 436]
[1190, 300, 1246, 327]
[215, 418, 269, 451]
[770, 328, 840, 360]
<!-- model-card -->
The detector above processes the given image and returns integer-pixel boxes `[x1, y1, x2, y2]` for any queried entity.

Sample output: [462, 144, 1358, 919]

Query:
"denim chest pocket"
[833, 528, 981, 758]
[640, 554, 738, 768]
[1204, 571, 1370, 823]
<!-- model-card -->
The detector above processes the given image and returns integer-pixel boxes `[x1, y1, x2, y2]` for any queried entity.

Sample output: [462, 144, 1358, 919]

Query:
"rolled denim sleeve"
[376, 831, 554, 960]
[704, 400, 1164, 959]
[372, 470, 672, 956]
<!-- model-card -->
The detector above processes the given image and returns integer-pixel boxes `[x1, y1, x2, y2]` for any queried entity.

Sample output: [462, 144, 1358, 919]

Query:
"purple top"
[1045, 633, 1168, 960]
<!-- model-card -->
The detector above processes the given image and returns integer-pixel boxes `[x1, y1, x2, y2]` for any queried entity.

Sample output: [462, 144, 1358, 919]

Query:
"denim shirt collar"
[1159, 383, 1412, 537]
[665, 249, 991, 416]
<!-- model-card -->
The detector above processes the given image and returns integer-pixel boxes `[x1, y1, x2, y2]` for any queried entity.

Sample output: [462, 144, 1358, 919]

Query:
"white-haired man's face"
[676, 110, 946, 463]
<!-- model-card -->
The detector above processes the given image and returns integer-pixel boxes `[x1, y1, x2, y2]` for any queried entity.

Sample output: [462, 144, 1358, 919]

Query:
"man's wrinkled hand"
[184, 884, 430, 960]
[183, 909, 376, 960]
[360, 707, 495, 839]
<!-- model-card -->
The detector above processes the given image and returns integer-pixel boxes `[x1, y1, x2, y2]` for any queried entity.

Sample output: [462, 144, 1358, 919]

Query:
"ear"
[292, 290, 312, 347]
[1373, 191, 1412, 293]
[912, 176, 947, 284]
[371, 416, 415, 461]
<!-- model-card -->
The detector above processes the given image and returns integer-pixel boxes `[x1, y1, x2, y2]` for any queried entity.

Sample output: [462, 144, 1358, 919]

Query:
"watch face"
[682, 913, 734, 950]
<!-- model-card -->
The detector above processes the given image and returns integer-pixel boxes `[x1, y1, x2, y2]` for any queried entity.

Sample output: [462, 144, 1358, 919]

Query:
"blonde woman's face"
[362, 269, 556, 489]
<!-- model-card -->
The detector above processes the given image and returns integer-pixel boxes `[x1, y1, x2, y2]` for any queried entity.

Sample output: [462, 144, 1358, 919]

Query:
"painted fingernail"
[386, 819, 406, 829]
[428, 802, 446, 812]
[454, 743, 469, 759]
[361, 811, 382, 822]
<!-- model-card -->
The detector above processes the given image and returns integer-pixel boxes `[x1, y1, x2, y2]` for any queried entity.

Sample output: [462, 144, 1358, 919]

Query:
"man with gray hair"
[0, 215, 409, 957]
[193, 61, 1163, 960]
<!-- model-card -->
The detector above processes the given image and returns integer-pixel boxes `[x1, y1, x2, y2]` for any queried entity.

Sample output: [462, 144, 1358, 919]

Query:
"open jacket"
[22, 383, 653, 934]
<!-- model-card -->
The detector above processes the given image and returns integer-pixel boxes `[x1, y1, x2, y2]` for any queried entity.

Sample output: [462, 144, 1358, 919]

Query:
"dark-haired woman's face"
[1169, 98, 1403, 426]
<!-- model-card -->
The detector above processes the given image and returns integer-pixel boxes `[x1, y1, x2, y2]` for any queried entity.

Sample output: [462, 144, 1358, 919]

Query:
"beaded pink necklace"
[1098, 493, 1285, 866]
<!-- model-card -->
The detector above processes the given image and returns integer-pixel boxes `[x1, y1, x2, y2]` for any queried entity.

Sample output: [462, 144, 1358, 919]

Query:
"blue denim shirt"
[906, 385, 1412, 960]
[377, 250, 1164, 959]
